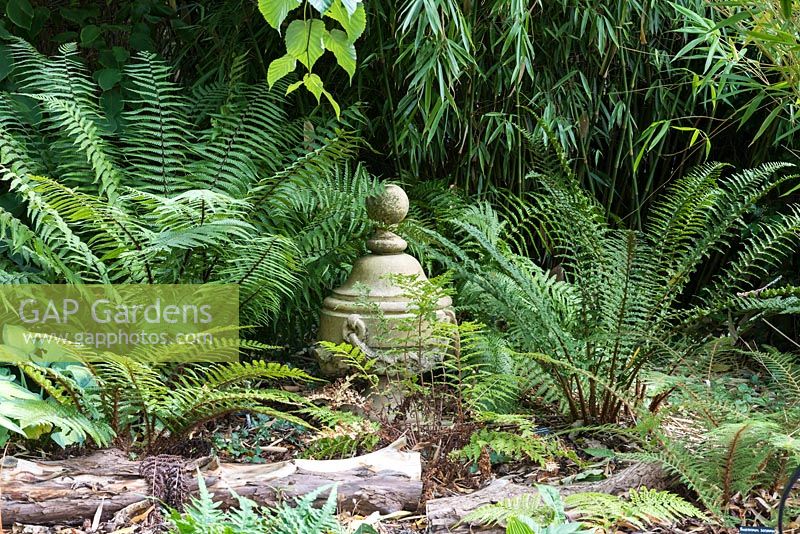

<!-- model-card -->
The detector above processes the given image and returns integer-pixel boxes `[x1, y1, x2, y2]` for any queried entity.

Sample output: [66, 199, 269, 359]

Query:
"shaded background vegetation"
[1, 0, 798, 340]
[3, 1, 799, 207]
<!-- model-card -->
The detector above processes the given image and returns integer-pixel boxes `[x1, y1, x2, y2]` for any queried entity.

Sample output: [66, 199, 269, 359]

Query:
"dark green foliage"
[450, 427, 579, 469]
[0, 343, 318, 451]
[628, 348, 800, 518]
[421, 136, 800, 423]
[0, 39, 375, 339]
[211, 414, 308, 463]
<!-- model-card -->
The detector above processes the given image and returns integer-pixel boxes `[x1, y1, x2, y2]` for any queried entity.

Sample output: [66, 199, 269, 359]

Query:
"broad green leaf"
[3, 324, 35, 351]
[267, 54, 297, 87]
[285, 19, 327, 70]
[0, 414, 24, 436]
[0, 44, 13, 82]
[80, 24, 101, 46]
[101, 88, 123, 118]
[258, 0, 301, 32]
[326, 0, 365, 42]
[0, 377, 38, 400]
[536, 484, 565, 522]
[96, 68, 122, 90]
[6, 0, 33, 30]
[304, 73, 325, 101]
[309, 0, 333, 14]
[324, 29, 356, 79]
[112, 46, 130, 64]
[303, 74, 341, 118]
[30, 6, 49, 37]
[286, 79, 304, 94]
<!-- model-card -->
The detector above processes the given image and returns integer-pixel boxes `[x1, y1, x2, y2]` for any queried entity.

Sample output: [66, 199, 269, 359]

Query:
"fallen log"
[425, 462, 670, 532]
[0, 439, 422, 527]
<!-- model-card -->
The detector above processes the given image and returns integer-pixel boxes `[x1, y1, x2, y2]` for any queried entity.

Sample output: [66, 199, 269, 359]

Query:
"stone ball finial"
[366, 184, 409, 227]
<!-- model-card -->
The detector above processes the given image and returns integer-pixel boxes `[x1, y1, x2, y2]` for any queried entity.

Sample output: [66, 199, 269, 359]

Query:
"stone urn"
[316, 184, 453, 377]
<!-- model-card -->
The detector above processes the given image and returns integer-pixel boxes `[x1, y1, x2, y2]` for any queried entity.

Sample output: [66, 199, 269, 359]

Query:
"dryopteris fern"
[564, 488, 704, 529]
[0, 38, 372, 331]
[0, 336, 320, 450]
[628, 350, 800, 518]
[171, 476, 344, 534]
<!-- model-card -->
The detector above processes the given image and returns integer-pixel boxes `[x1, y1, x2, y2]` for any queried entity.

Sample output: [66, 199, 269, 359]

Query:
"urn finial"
[316, 181, 453, 377]
[365, 184, 409, 255]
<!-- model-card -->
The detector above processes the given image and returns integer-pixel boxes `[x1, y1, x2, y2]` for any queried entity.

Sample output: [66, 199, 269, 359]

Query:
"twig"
[762, 318, 800, 350]
[736, 276, 782, 297]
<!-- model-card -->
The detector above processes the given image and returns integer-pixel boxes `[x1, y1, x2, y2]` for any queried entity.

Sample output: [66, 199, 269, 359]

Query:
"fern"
[451, 428, 578, 468]
[564, 488, 704, 529]
[264, 484, 343, 534]
[121, 53, 192, 195]
[465, 486, 703, 531]
[0, 40, 368, 335]
[1, 338, 318, 450]
[423, 153, 800, 423]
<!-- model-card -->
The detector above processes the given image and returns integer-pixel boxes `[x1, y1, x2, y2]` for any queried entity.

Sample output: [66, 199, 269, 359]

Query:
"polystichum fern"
[422, 127, 800, 423]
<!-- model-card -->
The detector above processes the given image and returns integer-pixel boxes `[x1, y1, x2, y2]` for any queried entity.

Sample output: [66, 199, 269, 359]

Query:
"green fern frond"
[121, 53, 192, 194]
[754, 350, 800, 404]
[463, 493, 551, 527]
[215, 236, 301, 324]
[199, 360, 316, 389]
[191, 83, 288, 197]
[0, 397, 113, 447]
[31, 95, 120, 200]
[265, 484, 343, 534]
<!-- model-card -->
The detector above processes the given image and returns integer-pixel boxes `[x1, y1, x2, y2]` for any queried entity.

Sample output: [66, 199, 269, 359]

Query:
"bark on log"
[425, 462, 670, 532]
[0, 439, 422, 527]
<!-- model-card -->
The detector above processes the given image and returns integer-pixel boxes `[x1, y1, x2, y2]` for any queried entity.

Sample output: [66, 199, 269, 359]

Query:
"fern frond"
[753, 349, 800, 404]
[31, 94, 120, 200]
[463, 493, 550, 527]
[121, 53, 192, 194]
[215, 236, 301, 325]
[0, 397, 113, 446]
